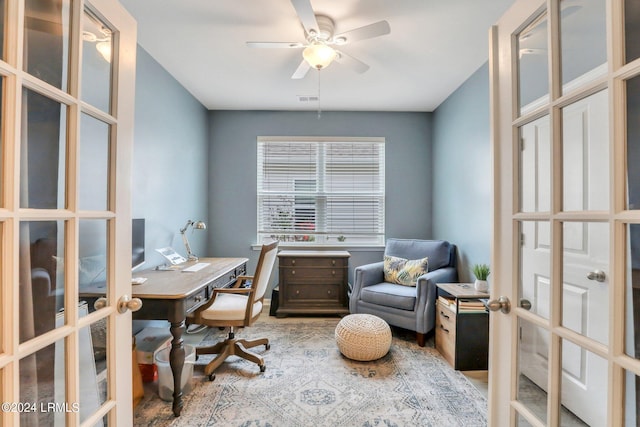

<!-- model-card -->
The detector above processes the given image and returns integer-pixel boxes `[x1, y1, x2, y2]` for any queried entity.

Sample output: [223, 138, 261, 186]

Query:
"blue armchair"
[350, 239, 458, 347]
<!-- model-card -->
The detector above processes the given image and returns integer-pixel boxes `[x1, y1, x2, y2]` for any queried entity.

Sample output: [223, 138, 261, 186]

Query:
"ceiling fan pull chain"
[317, 69, 322, 119]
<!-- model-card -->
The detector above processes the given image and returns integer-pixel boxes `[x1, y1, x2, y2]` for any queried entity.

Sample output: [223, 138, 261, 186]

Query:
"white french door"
[0, 0, 137, 426]
[490, 0, 640, 425]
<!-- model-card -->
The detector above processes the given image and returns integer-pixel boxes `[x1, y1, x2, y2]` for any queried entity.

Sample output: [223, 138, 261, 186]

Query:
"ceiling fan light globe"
[303, 43, 336, 69]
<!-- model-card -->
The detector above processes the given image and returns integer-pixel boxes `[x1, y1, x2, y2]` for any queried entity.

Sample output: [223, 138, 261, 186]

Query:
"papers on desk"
[182, 262, 210, 273]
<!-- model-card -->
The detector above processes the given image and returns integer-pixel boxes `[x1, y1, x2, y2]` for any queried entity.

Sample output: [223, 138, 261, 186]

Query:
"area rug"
[133, 316, 487, 427]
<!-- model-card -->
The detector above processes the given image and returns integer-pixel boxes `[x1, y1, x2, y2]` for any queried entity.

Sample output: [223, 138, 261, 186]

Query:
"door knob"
[587, 270, 606, 282]
[520, 299, 532, 310]
[94, 297, 107, 311]
[117, 295, 143, 314]
[486, 296, 511, 314]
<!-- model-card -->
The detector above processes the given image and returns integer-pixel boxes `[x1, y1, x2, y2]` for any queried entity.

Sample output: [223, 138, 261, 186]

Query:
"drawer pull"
[292, 260, 296, 265]
[292, 270, 295, 275]
[296, 290, 300, 295]
[327, 290, 331, 295]
[194, 295, 204, 302]
[332, 270, 336, 275]
[439, 325, 450, 334]
[440, 311, 450, 319]
[332, 260, 336, 265]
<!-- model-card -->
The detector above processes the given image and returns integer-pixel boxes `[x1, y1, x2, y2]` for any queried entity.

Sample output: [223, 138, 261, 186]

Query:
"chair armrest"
[354, 261, 384, 288]
[232, 275, 254, 288]
[414, 267, 459, 330]
[214, 287, 253, 295]
[350, 261, 385, 312]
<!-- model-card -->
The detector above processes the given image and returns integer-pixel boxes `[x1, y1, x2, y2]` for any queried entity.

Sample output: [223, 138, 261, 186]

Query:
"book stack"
[438, 295, 456, 312]
[458, 298, 488, 313]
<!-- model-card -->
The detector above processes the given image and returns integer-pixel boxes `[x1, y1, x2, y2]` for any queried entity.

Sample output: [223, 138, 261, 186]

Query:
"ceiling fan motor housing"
[309, 15, 335, 41]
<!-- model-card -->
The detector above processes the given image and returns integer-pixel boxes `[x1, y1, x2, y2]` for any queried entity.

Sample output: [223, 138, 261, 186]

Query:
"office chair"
[189, 241, 278, 380]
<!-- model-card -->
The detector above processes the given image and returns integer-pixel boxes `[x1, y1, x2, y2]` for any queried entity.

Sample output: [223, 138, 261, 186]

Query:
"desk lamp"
[180, 220, 206, 261]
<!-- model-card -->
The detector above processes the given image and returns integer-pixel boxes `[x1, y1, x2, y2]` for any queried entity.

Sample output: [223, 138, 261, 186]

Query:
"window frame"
[257, 136, 385, 247]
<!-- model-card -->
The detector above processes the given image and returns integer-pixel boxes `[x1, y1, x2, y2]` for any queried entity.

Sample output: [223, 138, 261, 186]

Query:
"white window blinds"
[257, 137, 385, 246]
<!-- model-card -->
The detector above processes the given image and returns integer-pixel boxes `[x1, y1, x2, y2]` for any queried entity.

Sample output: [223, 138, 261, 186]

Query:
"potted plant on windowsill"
[472, 264, 490, 292]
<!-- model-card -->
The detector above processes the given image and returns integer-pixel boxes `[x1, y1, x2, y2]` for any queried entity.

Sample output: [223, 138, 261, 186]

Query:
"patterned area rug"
[133, 316, 487, 427]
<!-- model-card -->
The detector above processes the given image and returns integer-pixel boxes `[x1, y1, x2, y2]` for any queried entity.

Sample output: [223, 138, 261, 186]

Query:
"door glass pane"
[78, 219, 108, 300]
[562, 90, 609, 211]
[0, 78, 3, 205]
[20, 89, 67, 209]
[627, 75, 640, 210]
[24, 0, 71, 91]
[516, 414, 535, 426]
[20, 340, 66, 427]
[82, 10, 112, 113]
[562, 222, 609, 345]
[560, 339, 607, 426]
[520, 221, 551, 319]
[626, 223, 640, 359]
[520, 116, 551, 213]
[560, 0, 607, 94]
[0, 0, 5, 61]
[79, 114, 110, 211]
[518, 12, 549, 114]
[517, 318, 549, 424]
[625, 0, 640, 64]
[624, 370, 640, 426]
[80, 319, 108, 423]
[19, 220, 65, 343]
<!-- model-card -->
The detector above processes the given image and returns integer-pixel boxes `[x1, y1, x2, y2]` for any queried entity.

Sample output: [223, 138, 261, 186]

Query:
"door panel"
[490, 0, 635, 425]
[0, 0, 137, 425]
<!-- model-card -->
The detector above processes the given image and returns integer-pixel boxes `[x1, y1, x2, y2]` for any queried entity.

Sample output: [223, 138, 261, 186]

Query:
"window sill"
[251, 243, 385, 252]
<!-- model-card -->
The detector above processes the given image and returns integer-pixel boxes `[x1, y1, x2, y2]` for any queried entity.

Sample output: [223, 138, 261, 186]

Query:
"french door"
[490, 0, 640, 425]
[0, 0, 136, 425]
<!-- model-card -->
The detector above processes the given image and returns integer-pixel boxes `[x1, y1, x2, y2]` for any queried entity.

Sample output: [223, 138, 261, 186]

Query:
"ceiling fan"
[246, 0, 391, 79]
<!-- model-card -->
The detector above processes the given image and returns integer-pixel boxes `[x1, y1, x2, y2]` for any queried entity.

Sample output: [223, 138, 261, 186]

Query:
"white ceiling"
[119, 0, 516, 112]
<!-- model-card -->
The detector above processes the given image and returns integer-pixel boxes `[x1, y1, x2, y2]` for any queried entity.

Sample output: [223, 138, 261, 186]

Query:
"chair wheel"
[208, 373, 216, 381]
[265, 343, 271, 350]
[259, 365, 266, 373]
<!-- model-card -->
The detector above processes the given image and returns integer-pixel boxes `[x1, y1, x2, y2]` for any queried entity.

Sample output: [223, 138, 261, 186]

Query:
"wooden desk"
[82, 257, 248, 416]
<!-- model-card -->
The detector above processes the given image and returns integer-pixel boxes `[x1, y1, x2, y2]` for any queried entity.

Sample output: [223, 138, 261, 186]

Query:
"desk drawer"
[282, 267, 344, 283]
[185, 288, 208, 312]
[282, 257, 347, 268]
[286, 283, 342, 303]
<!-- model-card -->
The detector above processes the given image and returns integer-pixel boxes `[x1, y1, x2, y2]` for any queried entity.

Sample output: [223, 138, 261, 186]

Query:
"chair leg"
[416, 332, 426, 347]
[203, 345, 232, 377]
[237, 337, 269, 350]
[234, 342, 265, 368]
[196, 340, 226, 356]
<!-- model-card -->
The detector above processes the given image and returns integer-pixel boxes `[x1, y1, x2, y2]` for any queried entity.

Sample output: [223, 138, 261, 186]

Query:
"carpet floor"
[133, 316, 487, 427]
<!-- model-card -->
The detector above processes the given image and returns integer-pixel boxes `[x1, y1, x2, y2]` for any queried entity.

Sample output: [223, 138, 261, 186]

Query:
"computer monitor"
[132, 218, 145, 271]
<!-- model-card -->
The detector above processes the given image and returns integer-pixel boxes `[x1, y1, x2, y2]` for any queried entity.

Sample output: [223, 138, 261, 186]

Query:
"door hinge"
[519, 138, 525, 151]
[520, 233, 525, 246]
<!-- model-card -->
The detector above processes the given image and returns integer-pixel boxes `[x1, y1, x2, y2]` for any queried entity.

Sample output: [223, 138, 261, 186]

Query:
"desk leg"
[169, 311, 186, 417]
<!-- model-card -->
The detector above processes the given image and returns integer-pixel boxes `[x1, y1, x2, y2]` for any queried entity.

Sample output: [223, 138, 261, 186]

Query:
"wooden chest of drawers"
[276, 250, 350, 317]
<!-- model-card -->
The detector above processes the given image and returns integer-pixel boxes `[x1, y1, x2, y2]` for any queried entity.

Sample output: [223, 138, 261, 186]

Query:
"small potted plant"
[472, 263, 490, 292]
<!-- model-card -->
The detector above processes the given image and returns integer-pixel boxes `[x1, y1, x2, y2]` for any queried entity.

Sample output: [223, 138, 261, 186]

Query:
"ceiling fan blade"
[290, 0, 319, 36]
[291, 60, 311, 79]
[334, 50, 369, 74]
[246, 41, 305, 48]
[334, 20, 391, 44]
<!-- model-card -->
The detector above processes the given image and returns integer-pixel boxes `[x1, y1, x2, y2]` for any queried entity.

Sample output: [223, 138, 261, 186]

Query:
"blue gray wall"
[432, 63, 492, 283]
[132, 47, 209, 268]
[207, 110, 433, 281]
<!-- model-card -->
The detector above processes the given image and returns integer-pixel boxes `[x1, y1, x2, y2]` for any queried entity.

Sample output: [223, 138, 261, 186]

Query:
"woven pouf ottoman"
[335, 314, 392, 361]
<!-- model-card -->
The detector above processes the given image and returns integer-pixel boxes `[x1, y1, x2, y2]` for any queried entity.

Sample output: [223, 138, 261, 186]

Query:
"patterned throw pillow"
[383, 255, 429, 287]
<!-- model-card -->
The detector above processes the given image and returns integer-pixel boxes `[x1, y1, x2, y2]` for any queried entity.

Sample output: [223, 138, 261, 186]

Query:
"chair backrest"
[384, 239, 455, 271]
[251, 240, 279, 302]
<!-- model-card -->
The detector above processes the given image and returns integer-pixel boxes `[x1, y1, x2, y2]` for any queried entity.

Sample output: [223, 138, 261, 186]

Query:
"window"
[257, 137, 385, 246]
